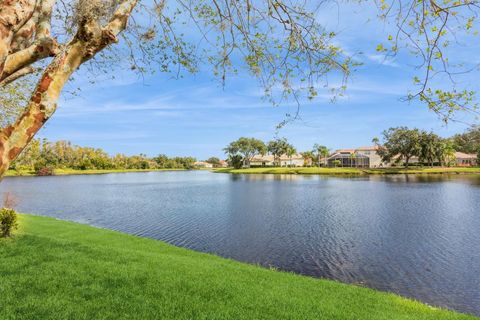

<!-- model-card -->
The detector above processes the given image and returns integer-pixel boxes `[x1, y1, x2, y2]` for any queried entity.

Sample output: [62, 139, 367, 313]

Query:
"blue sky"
[37, 2, 478, 159]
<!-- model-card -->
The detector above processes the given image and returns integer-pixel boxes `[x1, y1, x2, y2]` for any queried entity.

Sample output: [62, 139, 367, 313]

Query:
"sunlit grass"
[0, 214, 476, 319]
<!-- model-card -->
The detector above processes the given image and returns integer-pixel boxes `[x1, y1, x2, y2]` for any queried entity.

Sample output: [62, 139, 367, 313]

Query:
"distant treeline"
[11, 139, 197, 173]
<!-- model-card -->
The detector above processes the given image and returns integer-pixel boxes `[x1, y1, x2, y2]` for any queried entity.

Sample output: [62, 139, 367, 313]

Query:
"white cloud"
[366, 54, 400, 68]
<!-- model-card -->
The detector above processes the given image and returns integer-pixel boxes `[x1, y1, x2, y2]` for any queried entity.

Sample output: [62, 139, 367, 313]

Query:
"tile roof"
[454, 152, 477, 159]
[356, 146, 379, 151]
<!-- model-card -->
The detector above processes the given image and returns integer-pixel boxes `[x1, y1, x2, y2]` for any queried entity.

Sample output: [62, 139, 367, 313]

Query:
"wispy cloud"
[366, 54, 400, 68]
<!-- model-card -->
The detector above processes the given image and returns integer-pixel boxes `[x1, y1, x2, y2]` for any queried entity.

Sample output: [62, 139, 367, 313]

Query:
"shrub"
[0, 208, 18, 238]
[228, 155, 243, 169]
[36, 166, 54, 176]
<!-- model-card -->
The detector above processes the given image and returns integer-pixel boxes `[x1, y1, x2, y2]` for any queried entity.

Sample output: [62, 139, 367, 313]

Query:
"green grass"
[4, 169, 36, 176]
[5, 168, 186, 177]
[0, 214, 476, 320]
[215, 166, 480, 175]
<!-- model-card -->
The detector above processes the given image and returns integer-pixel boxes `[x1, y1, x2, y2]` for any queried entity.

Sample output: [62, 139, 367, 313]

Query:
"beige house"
[250, 155, 275, 167]
[327, 146, 424, 168]
[194, 161, 213, 168]
[327, 146, 477, 168]
[218, 160, 228, 168]
[454, 152, 477, 166]
[327, 146, 388, 168]
[250, 153, 308, 167]
[355, 146, 386, 167]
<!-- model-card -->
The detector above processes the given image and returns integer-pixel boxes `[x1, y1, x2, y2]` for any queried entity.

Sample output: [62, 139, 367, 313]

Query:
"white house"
[194, 161, 213, 168]
[250, 154, 308, 167]
[279, 153, 306, 167]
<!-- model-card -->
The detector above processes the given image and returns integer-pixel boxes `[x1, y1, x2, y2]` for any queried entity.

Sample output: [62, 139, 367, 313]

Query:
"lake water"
[1, 171, 479, 316]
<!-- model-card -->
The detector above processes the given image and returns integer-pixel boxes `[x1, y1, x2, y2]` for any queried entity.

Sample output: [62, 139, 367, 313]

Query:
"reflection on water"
[1, 171, 479, 316]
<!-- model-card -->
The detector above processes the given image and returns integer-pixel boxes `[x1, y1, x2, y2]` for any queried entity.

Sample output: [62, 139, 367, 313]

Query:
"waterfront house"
[194, 161, 213, 168]
[327, 150, 370, 168]
[218, 160, 229, 168]
[326, 146, 477, 168]
[250, 155, 275, 167]
[327, 146, 388, 168]
[454, 152, 477, 166]
[250, 154, 309, 167]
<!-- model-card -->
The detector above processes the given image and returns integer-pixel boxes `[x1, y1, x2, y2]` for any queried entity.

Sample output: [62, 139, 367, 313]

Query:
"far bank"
[5, 168, 186, 177]
[215, 167, 480, 175]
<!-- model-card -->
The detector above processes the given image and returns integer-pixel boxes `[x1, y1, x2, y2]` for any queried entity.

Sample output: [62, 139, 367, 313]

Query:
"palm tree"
[301, 151, 314, 167]
[443, 141, 456, 167]
[286, 146, 297, 167]
[313, 144, 329, 166]
[349, 153, 357, 168]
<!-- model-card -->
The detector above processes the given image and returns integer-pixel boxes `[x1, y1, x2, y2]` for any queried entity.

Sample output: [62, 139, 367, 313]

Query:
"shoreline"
[5, 168, 187, 177]
[215, 167, 480, 175]
[0, 213, 476, 319]
[5, 166, 480, 177]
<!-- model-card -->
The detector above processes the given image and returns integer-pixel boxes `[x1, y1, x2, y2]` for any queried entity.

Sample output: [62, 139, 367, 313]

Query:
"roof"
[455, 152, 477, 159]
[279, 153, 304, 161]
[194, 161, 212, 166]
[334, 149, 355, 154]
[356, 146, 379, 151]
[251, 155, 275, 162]
[334, 146, 379, 154]
[328, 153, 369, 160]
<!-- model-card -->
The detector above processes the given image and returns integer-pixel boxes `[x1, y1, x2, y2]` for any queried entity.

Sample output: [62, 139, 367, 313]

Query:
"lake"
[1, 171, 479, 316]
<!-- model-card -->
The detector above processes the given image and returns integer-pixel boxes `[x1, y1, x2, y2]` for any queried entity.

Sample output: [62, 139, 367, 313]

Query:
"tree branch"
[0, 0, 56, 83]
[107, 0, 139, 36]
[0, 0, 37, 77]
[0, 65, 38, 87]
[0, 37, 58, 84]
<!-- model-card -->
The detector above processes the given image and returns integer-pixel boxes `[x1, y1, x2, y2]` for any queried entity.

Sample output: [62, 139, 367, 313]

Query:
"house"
[326, 146, 478, 168]
[250, 154, 309, 167]
[278, 153, 307, 167]
[454, 152, 477, 167]
[250, 155, 275, 167]
[327, 150, 370, 168]
[218, 160, 228, 168]
[327, 146, 387, 168]
[194, 161, 213, 168]
[355, 146, 386, 167]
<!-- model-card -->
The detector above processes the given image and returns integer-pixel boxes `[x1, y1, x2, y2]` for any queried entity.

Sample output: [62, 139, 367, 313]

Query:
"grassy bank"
[216, 167, 480, 175]
[0, 214, 476, 319]
[5, 168, 185, 177]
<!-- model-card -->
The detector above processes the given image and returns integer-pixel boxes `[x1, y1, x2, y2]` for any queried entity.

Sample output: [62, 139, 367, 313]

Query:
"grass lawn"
[4, 168, 185, 177]
[0, 214, 476, 320]
[215, 167, 480, 175]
